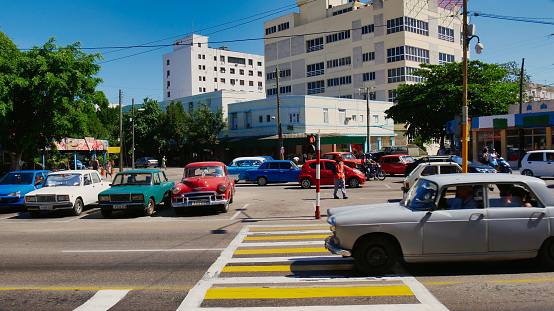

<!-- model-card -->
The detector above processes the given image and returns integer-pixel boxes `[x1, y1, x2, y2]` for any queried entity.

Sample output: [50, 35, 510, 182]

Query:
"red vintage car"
[298, 159, 366, 189]
[171, 161, 235, 214]
[378, 154, 415, 175]
[322, 152, 363, 169]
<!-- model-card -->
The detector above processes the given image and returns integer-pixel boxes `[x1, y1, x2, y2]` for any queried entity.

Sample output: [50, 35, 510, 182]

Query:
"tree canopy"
[0, 32, 107, 170]
[385, 60, 520, 145]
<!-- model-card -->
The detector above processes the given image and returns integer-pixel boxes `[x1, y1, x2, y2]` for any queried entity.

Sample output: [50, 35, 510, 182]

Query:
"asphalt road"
[1, 168, 554, 310]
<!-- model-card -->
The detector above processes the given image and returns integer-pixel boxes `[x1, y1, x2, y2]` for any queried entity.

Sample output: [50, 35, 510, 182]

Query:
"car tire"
[174, 207, 185, 215]
[143, 198, 155, 216]
[164, 192, 172, 207]
[376, 170, 386, 181]
[229, 194, 234, 204]
[101, 209, 112, 218]
[300, 178, 312, 189]
[538, 237, 554, 269]
[29, 210, 41, 218]
[71, 198, 84, 216]
[522, 169, 534, 176]
[219, 201, 230, 213]
[354, 235, 398, 276]
[257, 177, 268, 186]
[348, 177, 360, 188]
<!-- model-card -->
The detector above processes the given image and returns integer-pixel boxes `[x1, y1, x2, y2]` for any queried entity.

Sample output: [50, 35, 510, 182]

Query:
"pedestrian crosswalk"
[177, 224, 449, 311]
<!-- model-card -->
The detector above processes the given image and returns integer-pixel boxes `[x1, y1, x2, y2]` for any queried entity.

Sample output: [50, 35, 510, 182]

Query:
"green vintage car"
[98, 169, 175, 217]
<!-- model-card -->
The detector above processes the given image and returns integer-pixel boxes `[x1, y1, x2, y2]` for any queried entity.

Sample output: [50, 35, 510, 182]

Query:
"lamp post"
[359, 87, 375, 153]
[462, 0, 483, 173]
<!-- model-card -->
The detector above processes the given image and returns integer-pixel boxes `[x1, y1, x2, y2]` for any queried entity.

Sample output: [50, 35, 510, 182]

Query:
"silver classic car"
[325, 174, 554, 275]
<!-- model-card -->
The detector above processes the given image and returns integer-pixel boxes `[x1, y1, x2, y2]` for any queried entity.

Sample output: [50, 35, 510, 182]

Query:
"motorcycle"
[497, 157, 512, 173]
[365, 162, 386, 181]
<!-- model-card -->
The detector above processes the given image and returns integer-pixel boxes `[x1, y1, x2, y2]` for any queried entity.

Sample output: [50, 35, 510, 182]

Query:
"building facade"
[263, 0, 463, 102]
[162, 34, 265, 101]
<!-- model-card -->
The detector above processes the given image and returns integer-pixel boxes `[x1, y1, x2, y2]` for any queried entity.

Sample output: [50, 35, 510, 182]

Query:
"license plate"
[191, 201, 208, 205]
[113, 205, 127, 210]
[39, 206, 53, 210]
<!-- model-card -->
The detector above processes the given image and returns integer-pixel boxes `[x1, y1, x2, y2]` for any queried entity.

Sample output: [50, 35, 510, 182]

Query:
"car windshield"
[0, 172, 34, 185]
[400, 156, 415, 163]
[185, 166, 225, 178]
[401, 179, 438, 211]
[112, 173, 153, 186]
[342, 154, 356, 160]
[44, 174, 81, 187]
[451, 155, 471, 165]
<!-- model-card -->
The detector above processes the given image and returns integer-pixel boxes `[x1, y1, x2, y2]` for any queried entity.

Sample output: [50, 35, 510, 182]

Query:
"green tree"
[164, 100, 186, 146]
[184, 101, 226, 161]
[0, 32, 105, 170]
[385, 60, 519, 147]
[126, 98, 166, 160]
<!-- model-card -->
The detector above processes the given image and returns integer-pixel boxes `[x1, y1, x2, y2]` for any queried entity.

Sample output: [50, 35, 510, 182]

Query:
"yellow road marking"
[249, 227, 328, 231]
[205, 286, 414, 299]
[0, 286, 192, 291]
[244, 235, 329, 240]
[222, 264, 355, 272]
[235, 247, 328, 255]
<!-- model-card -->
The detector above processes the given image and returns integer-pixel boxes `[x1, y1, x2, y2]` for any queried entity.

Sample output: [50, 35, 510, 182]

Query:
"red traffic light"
[308, 135, 315, 144]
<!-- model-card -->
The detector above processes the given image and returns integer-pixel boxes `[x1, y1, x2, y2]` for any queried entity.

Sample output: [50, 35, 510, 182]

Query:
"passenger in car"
[451, 185, 479, 209]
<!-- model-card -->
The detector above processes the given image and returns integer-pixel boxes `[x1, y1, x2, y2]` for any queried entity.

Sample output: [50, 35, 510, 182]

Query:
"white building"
[163, 34, 265, 101]
[227, 95, 395, 152]
[263, 0, 463, 102]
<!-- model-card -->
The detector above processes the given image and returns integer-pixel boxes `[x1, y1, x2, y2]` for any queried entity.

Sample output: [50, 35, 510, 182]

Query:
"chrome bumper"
[173, 191, 228, 207]
[325, 236, 352, 257]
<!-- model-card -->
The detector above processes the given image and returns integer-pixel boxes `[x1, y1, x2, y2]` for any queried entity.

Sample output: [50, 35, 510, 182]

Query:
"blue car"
[244, 160, 301, 186]
[226, 157, 266, 182]
[0, 170, 52, 207]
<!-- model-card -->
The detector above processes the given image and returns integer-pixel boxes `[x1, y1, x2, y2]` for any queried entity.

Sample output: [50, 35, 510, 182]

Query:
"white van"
[520, 150, 554, 177]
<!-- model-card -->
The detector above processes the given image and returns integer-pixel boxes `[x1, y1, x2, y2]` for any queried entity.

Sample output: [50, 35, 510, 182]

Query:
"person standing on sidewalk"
[162, 156, 167, 170]
[332, 155, 348, 199]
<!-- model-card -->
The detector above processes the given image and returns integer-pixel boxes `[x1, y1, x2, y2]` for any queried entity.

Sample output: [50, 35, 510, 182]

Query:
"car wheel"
[101, 209, 112, 218]
[174, 207, 185, 215]
[164, 192, 172, 207]
[257, 177, 268, 186]
[229, 194, 234, 204]
[143, 198, 155, 216]
[300, 178, 312, 189]
[538, 237, 554, 269]
[348, 177, 360, 188]
[219, 201, 230, 213]
[354, 236, 398, 276]
[522, 169, 534, 176]
[71, 198, 84, 216]
[29, 210, 41, 218]
[376, 170, 386, 181]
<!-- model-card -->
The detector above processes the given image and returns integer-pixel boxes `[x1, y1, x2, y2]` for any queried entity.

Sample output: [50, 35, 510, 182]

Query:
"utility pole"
[518, 58, 525, 167]
[132, 98, 135, 170]
[276, 68, 284, 160]
[119, 89, 123, 172]
[359, 87, 374, 153]
[461, 0, 469, 173]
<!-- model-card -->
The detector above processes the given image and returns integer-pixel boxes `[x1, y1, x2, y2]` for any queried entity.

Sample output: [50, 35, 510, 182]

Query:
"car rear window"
[527, 153, 544, 161]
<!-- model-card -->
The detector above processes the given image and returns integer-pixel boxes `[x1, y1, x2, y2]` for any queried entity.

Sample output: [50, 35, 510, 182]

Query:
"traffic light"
[307, 134, 316, 153]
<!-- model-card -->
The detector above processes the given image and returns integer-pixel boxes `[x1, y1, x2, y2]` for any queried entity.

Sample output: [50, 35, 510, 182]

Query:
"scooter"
[497, 157, 512, 173]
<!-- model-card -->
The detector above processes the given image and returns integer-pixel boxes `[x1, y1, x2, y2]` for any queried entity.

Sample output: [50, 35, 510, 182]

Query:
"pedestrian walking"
[162, 156, 167, 170]
[92, 156, 99, 172]
[331, 155, 348, 199]
[105, 160, 112, 179]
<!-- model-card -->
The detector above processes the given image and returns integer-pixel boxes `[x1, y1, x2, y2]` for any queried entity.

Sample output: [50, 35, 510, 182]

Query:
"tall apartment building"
[163, 34, 265, 101]
[264, 0, 463, 102]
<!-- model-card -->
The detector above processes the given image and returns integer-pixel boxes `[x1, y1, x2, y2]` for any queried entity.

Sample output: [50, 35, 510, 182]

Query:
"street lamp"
[462, 0, 483, 173]
[359, 87, 375, 153]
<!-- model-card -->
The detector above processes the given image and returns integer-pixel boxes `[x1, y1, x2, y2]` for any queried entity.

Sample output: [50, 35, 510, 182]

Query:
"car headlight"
[57, 195, 70, 201]
[353, 169, 362, 174]
[328, 216, 336, 225]
[26, 196, 36, 202]
[172, 187, 180, 195]
[217, 184, 227, 193]
[131, 194, 144, 201]
[7, 191, 21, 197]
[98, 195, 110, 202]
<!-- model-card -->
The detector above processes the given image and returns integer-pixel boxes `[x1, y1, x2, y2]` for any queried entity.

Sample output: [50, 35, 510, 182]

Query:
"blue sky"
[1, 0, 553, 106]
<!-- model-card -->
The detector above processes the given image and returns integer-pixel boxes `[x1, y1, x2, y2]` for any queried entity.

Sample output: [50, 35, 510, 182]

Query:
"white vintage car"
[25, 170, 110, 217]
[326, 174, 554, 275]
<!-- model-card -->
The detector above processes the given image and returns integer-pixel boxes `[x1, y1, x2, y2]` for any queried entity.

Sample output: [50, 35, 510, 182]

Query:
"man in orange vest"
[332, 155, 348, 199]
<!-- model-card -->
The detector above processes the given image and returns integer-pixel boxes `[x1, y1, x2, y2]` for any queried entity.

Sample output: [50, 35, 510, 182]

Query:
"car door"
[322, 161, 335, 185]
[266, 162, 280, 182]
[545, 152, 554, 176]
[524, 152, 545, 176]
[422, 184, 488, 254]
[152, 172, 164, 203]
[486, 182, 549, 252]
[379, 157, 391, 173]
[82, 173, 96, 205]
[279, 161, 297, 182]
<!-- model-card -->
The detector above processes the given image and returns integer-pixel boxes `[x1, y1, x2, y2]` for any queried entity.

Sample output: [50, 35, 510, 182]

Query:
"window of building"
[389, 90, 398, 103]
[199, 87, 203, 92]
[220, 56, 225, 62]
[362, 24, 375, 35]
[221, 78, 225, 83]
[362, 52, 375, 62]
[339, 109, 346, 124]
[258, 61, 262, 66]
[352, 115, 356, 121]
[188, 102, 193, 111]
[249, 70, 253, 76]
[327, 76, 352, 87]
[387, 67, 425, 83]
[323, 108, 329, 124]
[386, 16, 429, 36]
[240, 69, 244, 75]
[438, 26, 454, 42]
[267, 71, 276, 81]
[214, 78, 217, 82]
[327, 56, 351, 69]
[289, 108, 300, 123]
[258, 71, 262, 77]
[166, 59, 170, 66]
[369, 92, 376, 100]
[198, 54, 202, 59]
[267, 115, 271, 122]
[333, 7, 352, 16]
[258, 81, 263, 88]
[265, 25, 277, 35]
[167, 81, 170, 87]
[267, 88, 277, 96]
[374, 115, 379, 124]
[230, 79, 236, 85]
[203, 88, 206, 92]
[249, 81, 254, 86]
[231, 113, 238, 129]
[214, 56, 217, 61]
[306, 37, 324, 53]
[340, 95, 353, 99]
[280, 85, 291, 94]
[326, 30, 350, 44]
[214, 67, 217, 71]
[259, 115, 263, 123]
[230, 68, 235, 74]
[363, 72, 376, 81]
[228, 57, 246, 65]
[167, 91, 170, 97]
[278, 22, 289, 31]
[280, 69, 291, 78]
[307, 62, 325, 77]
[240, 80, 245, 85]
[199, 76, 202, 81]
[387, 46, 429, 63]
[249, 59, 253, 66]
[360, 115, 364, 122]
[166, 70, 170, 77]
[245, 112, 252, 128]
[202, 55, 205, 59]
[439, 53, 455, 65]
[220, 67, 226, 73]
[307, 80, 325, 94]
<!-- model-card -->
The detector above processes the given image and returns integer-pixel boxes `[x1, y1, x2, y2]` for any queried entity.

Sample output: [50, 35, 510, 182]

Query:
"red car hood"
[182, 176, 225, 191]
